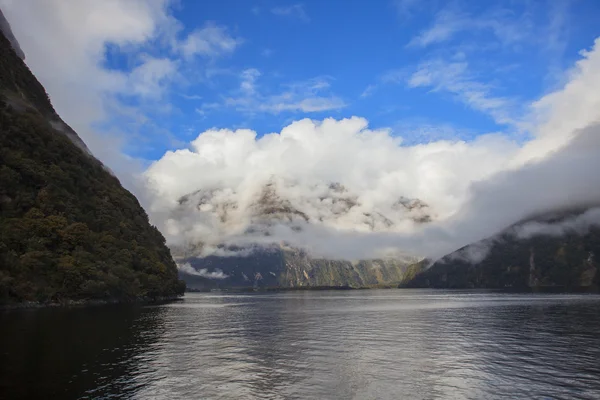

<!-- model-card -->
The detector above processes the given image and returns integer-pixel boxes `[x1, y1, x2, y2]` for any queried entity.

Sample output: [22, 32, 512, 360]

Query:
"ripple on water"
[2, 290, 600, 399]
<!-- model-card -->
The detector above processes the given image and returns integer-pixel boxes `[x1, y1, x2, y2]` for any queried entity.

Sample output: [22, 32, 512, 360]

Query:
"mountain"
[172, 181, 425, 289]
[404, 209, 600, 290]
[0, 21, 185, 304]
[179, 246, 422, 290]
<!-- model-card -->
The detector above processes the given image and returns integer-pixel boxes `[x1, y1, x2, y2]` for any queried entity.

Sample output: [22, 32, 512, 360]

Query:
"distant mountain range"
[176, 178, 600, 291]
[404, 208, 600, 290]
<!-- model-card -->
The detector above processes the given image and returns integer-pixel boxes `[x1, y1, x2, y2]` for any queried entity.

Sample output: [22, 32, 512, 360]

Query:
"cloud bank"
[144, 38, 600, 260]
[178, 263, 229, 279]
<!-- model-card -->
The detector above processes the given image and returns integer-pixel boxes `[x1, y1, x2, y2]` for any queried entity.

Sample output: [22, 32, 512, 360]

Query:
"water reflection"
[0, 305, 167, 399]
[2, 291, 600, 399]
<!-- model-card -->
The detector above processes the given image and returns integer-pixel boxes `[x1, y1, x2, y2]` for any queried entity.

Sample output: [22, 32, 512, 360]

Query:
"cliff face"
[405, 210, 600, 290]
[0, 25, 185, 303]
[180, 247, 418, 289]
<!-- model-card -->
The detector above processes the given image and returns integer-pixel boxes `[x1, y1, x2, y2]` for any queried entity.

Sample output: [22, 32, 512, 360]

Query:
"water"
[2, 290, 600, 399]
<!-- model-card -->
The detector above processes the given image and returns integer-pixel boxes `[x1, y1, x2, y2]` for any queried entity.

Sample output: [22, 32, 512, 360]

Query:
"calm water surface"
[2, 290, 600, 399]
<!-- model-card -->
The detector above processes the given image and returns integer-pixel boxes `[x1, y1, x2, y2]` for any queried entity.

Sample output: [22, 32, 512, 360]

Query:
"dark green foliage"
[0, 30, 184, 304]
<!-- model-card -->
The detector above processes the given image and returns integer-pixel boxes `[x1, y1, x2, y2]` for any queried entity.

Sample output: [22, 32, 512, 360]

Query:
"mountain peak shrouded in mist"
[162, 177, 435, 260]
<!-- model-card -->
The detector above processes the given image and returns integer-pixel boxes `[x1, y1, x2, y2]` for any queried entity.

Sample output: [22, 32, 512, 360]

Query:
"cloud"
[143, 116, 517, 259]
[407, 6, 532, 48]
[271, 4, 309, 22]
[513, 208, 600, 240]
[207, 74, 346, 115]
[408, 9, 468, 48]
[179, 23, 242, 59]
[240, 68, 261, 95]
[178, 263, 229, 279]
[144, 38, 600, 261]
[359, 68, 411, 101]
[407, 59, 518, 126]
[128, 56, 179, 99]
[360, 84, 377, 98]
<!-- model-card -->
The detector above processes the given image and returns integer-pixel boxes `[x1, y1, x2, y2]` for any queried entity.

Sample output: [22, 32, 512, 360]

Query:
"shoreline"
[186, 284, 400, 293]
[186, 285, 600, 294]
[0, 295, 184, 311]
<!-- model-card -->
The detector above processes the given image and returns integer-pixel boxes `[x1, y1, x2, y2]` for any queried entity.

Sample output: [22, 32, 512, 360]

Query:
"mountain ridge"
[404, 207, 600, 290]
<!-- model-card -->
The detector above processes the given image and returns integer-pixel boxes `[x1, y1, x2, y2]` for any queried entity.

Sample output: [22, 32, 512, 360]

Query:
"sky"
[2, 0, 600, 260]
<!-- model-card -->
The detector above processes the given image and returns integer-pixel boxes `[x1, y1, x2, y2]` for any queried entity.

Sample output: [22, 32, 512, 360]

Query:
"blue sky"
[72, 0, 600, 160]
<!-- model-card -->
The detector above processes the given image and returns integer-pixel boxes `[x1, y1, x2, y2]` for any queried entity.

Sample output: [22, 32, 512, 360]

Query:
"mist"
[178, 263, 229, 279]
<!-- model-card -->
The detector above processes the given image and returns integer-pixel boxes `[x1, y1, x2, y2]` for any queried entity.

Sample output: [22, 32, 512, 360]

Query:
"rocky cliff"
[179, 246, 419, 290]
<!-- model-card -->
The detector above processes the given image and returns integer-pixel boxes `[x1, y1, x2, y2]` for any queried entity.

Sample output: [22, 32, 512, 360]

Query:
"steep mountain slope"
[405, 209, 600, 290]
[0, 24, 185, 303]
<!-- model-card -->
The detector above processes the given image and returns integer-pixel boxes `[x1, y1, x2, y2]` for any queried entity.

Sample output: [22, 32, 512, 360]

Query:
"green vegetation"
[0, 30, 184, 304]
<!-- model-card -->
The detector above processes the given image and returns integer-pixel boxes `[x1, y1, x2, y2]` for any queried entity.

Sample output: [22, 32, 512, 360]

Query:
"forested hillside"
[0, 26, 184, 304]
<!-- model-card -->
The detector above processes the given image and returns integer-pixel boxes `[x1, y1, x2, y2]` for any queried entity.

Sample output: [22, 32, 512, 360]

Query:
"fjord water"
[2, 291, 600, 399]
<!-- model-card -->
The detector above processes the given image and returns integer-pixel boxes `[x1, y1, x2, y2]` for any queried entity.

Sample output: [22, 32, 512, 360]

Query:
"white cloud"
[515, 38, 600, 165]
[513, 208, 600, 240]
[179, 23, 242, 59]
[144, 38, 600, 261]
[240, 68, 261, 95]
[144, 117, 519, 258]
[271, 4, 309, 22]
[408, 9, 468, 48]
[129, 56, 179, 99]
[360, 84, 377, 98]
[407, 6, 533, 48]
[407, 59, 518, 126]
[178, 263, 229, 279]
[210, 74, 346, 115]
